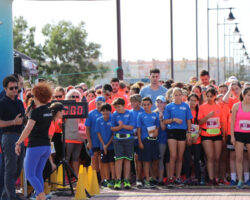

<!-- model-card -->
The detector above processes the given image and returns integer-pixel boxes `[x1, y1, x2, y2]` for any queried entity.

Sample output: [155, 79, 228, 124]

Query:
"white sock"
[231, 173, 236, 182]
[244, 172, 249, 182]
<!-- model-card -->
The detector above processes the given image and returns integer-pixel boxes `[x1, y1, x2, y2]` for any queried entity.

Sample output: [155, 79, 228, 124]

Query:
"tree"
[13, 16, 44, 63]
[40, 20, 108, 87]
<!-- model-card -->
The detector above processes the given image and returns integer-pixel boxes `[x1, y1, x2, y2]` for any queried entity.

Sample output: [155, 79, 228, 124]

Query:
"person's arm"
[106, 135, 114, 148]
[137, 128, 144, 149]
[121, 124, 134, 131]
[111, 123, 122, 131]
[49, 155, 56, 171]
[222, 83, 232, 103]
[230, 103, 239, 146]
[153, 128, 159, 137]
[86, 126, 92, 149]
[15, 119, 36, 155]
[97, 132, 105, 147]
[199, 111, 214, 125]
[159, 112, 166, 130]
[0, 113, 23, 128]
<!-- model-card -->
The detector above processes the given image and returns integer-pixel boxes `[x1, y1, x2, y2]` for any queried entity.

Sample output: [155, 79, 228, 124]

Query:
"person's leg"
[243, 152, 249, 182]
[213, 140, 222, 179]
[71, 143, 82, 176]
[183, 145, 192, 179]
[158, 144, 166, 182]
[165, 144, 170, 179]
[168, 139, 177, 178]
[115, 159, 123, 180]
[234, 141, 244, 182]
[123, 139, 134, 180]
[229, 151, 237, 182]
[109, 162, 116, 180]
[192, 144, 201, 180]
[143, 161, 150, 181]
[134, 154, 143, 180]
[202, 139, 214, 180]
[1, 134, 19, 200]
[124, 159, 131, 180]
[52, 133, 63, 165]
[219, 141, 228, 181]
[176, 141, 186, 178]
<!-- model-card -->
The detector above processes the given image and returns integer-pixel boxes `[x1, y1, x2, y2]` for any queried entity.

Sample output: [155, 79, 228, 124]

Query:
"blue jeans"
[24, 146, 51, 195]
[1, 134, 25, 200]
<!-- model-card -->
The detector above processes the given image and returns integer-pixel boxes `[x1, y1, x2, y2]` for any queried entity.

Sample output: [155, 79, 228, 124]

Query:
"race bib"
[51, 142, 55, 154]
[191, 124, 199, 137]
[147, 126, 156, 137]
[206, 117, 220, 129]
[239, 120, 250, 131]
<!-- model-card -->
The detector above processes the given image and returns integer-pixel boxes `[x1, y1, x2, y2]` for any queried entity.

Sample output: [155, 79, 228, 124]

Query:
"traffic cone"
[74, 165, 88, 200]
[50, 170, 57, 191]
[87, 166, 100, 196]
[44, 180, 51, 195]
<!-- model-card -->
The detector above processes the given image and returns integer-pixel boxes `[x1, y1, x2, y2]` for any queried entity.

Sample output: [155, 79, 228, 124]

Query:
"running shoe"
[200, 177, 206, 186]
[107, 179, 115, 188]
[149, 178, 158, 186]
[237, 181, 244, 189]
[143, 180, 151, 188]
[136, 180, 143, 188]
[230, 180, 237, 186]
[157, 181, 165, 186]
[174, 177, 184, 186]
[123, 179, 131, 189]
[168, 177, 175, 186]
[101, 179, 108, 187]
[245, 179, 250, 186]
[114, 179, 122, 190]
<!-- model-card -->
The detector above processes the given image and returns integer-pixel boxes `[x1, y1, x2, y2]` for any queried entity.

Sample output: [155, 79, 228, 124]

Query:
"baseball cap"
[156, 95, 166, 103]
[96, 96, 105, 102]
[49, 102, 67, 113]
[227, 76, 238, 83]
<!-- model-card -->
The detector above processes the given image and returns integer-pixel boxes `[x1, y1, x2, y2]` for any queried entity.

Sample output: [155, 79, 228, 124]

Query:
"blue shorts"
[138, 138, 160, 162]
[101, 149, 115, 163]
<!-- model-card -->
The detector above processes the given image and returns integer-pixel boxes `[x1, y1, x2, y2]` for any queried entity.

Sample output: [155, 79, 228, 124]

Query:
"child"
[111, 98, 135, 189]
[96, 103, 116, 187]
[138, 97, 160, 187]
[129, 94, 144, 187]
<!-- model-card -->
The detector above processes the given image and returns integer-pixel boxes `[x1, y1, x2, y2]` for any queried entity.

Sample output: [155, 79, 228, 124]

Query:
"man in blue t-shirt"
[111, 98, 134, 189]
[139, 68, 167, 111]
[96, 103, 115, 188]
[137, 97, 160, 188]
[85, 96, 105, 179]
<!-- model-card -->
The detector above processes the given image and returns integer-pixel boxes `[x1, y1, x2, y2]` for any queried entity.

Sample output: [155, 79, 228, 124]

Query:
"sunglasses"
[9, 86, 18, 91]
[71, 95, 80, 99]
[125, 91, 129, 94]
[96, 91, 102, 95]
[54, 95, 63, 98]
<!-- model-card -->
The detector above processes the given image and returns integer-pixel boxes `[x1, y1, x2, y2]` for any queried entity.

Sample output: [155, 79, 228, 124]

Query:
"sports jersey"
[155, 111, 167, 144]
[163, 102, 193, 130]
[137, 112, 160, 140]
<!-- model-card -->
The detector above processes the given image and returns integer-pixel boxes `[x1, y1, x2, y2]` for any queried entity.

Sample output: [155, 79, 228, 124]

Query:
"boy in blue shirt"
[129, 94, 144, 188]
[111, 98, 134, 189]
[96, 103, 115, 188]
[138, 97, 160, 187]
[85, 96, 105, 181]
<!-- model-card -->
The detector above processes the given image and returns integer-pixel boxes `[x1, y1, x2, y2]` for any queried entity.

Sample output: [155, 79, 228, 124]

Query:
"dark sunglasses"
[9, 86, 18, 91]
[71, 95, 79, 99]
[54, 95, 63, 98]
[125, 91, 129, 94]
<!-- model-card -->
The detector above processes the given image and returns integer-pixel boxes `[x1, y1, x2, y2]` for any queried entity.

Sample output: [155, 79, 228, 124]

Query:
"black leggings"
[183, 144, 202, 180]
[52, 133, 63, 165]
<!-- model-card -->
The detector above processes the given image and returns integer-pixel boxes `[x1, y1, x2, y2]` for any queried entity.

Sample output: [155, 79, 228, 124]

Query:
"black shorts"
[235, 132, 250, 144]
[138, 138, 160, 162]
[134, 146, 139, 155]
[92, 147, 100, 152]
[168, 129, 186, 141]
[101, 149, 115, 163]
[201, 134, 222, 142]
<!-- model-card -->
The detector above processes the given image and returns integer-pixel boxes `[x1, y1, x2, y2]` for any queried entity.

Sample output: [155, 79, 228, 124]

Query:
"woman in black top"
[15, 82, 53, 200]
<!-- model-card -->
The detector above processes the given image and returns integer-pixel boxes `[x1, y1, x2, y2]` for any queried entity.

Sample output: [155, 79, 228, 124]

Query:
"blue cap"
[156, 95, 166, 103]
[96, 96, 105, 102]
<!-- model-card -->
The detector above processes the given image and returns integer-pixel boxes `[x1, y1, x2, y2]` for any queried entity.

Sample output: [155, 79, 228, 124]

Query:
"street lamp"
[207, 1, 235, 84]
[238, 37, 243, 43]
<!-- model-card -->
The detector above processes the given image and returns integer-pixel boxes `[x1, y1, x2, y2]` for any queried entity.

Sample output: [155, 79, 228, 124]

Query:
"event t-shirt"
[139, 85, 167, 111]
[130, 107, 144, 146]
[28, 105, 53, 147]
[111, 110, 134, 139]
[95, 115, 114, 150]
[163, 102, 193, 130]
[155, 111, 167, 144]
[137, 112, 160, 140]
[198, 103, 224, 137]
[85, 109, 102, 148]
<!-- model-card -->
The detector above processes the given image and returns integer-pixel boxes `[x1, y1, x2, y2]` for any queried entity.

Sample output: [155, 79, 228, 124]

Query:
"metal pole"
[217, 3, 220, 84]
[233, 35, 235, 73]
[116, 0, 123, 80]
[170, 0, 174, 79]
[223, 18, 226, 81]
[207, 0, 210, 73]
[229, 28, 231, 74]
[196, 0, 199, 79]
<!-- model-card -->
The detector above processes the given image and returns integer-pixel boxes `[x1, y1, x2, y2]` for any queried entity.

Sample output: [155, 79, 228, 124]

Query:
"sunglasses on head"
[9, 86, 18, 91]
[71, 95, 79, 99]
[54, 95, 63, 98]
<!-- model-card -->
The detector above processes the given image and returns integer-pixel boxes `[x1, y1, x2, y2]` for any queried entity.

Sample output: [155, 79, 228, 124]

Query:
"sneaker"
[143, 180, 151, 188]
[245, 179, 250, 186]
[101, 179, 108, 187]
[114, 179, 122, 190]
[213, 179, 218, 186]
[107, 179, 115, 188]
[174, 177, 184, 186]
[237, 180, 244, 189]
[183, 178, 192, 185]
[163, 177, 168, 185]
[123, 179, 131, 189]
[136, 180, 143, 188]
[158, 181, 165, 186]
[218, 178, 225, 185]
[168, 177, 175, 186]
[207, 180, 214, 186]
[230, 180, 237, 186]
[149, 178, 158, 186]
[200, 177, 206, 185]
[45, 194, 52, 200]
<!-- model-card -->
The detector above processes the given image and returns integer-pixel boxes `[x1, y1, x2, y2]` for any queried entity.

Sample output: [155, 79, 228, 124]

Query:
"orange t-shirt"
[54, 119, 63, 133]
[226, 97, 240, 135]
[48, 121, 55, 138]
[191, 109, 201, 144]
[198, 103, 225, 137]
[88, 98, 115, 113]
[218, 102, 230, 135]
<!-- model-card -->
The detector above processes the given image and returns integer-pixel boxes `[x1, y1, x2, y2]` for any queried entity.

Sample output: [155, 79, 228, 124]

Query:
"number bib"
[239, 120, 250, 131]
[191, 124, 199, 137]
[51, 142, 55, 154]
[206, 117, 220, 129]
[147, 126, 156, 137]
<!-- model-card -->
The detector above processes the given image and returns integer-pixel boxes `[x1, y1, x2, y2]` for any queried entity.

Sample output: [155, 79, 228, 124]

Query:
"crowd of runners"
[0, 69, 250, 200]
